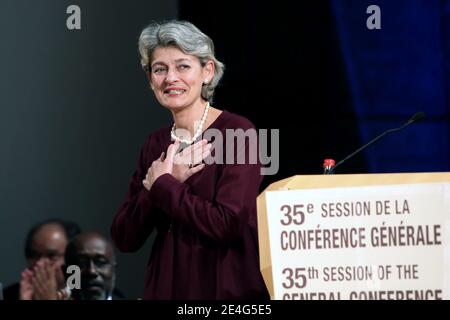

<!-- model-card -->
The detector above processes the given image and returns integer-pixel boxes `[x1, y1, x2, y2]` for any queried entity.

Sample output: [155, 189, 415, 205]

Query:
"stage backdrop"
[331, 0, 450, 172]
[180, 0, 450, 186]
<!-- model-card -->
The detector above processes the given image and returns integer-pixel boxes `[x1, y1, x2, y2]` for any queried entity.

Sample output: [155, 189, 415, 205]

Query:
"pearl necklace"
[171, 102, 210, 145]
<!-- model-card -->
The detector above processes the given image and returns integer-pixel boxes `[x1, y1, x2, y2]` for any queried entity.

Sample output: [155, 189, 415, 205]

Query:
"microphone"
[327, 112, 426, 174]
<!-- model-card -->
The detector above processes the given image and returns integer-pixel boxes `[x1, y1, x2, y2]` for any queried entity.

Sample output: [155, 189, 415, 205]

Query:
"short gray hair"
[138, 20, 225, 102]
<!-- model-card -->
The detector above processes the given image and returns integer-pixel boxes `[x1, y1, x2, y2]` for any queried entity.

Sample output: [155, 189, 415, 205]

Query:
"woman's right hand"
[143, 141, 181, 191]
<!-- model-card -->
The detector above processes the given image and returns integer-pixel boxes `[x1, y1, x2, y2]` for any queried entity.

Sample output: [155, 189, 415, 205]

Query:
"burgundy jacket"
[111, 110, 269, 300]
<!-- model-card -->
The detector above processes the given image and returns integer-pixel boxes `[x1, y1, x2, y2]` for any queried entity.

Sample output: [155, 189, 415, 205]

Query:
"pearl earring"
[204, 79, 209, 84]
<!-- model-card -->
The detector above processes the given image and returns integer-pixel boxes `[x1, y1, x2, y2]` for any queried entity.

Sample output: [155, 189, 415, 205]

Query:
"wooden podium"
[257, 172, 450, 300]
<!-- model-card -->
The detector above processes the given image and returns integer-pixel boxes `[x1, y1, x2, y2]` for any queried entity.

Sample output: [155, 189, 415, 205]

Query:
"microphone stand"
[327, 113, 425, 174]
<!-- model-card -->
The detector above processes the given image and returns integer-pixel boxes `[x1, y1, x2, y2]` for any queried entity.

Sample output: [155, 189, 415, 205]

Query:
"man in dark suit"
[3, 218, 80, 300]
[64, 232, 122, 300]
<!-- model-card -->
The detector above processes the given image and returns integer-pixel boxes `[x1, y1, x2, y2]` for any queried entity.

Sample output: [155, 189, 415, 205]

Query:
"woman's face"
[148, 46, 213, 111]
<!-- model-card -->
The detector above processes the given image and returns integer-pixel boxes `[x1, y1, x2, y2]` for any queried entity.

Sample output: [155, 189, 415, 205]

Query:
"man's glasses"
[76, 256, 115, 271]
[29, 250, 64, 262]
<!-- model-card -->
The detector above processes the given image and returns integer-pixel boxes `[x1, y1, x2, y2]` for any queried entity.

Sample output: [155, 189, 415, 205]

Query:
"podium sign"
[257, 172, 450, 300]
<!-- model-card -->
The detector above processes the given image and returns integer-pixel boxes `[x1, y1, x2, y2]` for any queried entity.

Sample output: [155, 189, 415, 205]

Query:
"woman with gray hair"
[111, 20, 269, 300]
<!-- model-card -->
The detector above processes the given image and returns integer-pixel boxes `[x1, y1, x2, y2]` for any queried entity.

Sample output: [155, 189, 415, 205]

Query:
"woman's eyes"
[152, 65, 190, 74]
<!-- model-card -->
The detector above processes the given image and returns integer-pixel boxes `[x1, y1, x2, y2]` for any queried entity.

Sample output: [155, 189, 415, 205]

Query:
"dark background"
[1, 0, 449, 298]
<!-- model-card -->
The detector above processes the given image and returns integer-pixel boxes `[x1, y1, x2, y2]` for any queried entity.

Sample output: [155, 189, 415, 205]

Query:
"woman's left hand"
[172, 139, 211, 183]
[143, 140, 180, 191]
